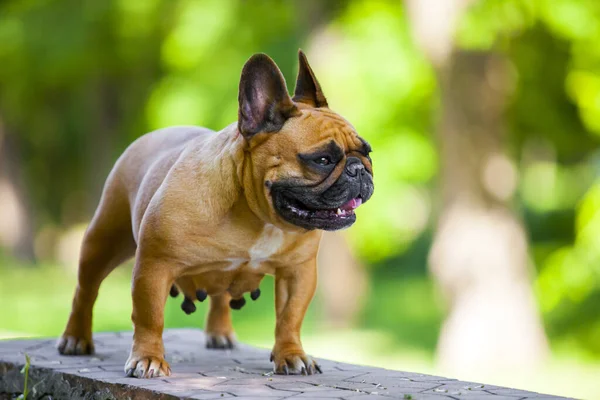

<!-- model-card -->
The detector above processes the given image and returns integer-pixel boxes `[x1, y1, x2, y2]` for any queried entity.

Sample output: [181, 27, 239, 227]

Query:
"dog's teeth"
[336, 208, 342, 215]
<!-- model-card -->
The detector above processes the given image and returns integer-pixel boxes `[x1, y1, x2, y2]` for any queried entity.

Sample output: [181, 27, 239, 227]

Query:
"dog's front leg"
[124, 256, 173, 379]
[272, 258, 321, 375]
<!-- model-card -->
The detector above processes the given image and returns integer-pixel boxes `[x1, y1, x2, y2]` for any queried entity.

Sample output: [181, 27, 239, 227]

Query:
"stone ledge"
[0, 329, 570, 400]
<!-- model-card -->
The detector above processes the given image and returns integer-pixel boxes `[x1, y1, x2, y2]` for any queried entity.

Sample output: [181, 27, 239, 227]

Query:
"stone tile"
[521, 397, 574, 400]
[267, 381, 326, 392]
[232, 397, 289, 400]
[444, 397, 523, 400]
[342, 377, 440, 393]
[420, 381, 509, 397]
[382, 395, 459, 400]
[309, 398, 364, 400]
[487, 388, 565, 398]
[162, 389, 235, 399]
[0, 329, 573, 400]
[187, 393, 237, 400]
[213, 386, 294, 397]
[291, 389, 365, 397]
[298, 398, 356, 400]
[210, 377, 276, 386]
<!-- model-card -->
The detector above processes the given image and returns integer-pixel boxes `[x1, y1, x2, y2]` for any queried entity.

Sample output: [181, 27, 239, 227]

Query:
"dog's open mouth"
[285, 197, 362, 219]
[274, 193, 362, 231]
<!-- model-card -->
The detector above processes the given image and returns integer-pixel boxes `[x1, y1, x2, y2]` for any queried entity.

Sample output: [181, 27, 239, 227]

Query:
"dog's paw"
[124, 354, 171, 379]
[271, 348, 322, 375]
[57, 335, 94, 355]
[206, 332, 236, 349]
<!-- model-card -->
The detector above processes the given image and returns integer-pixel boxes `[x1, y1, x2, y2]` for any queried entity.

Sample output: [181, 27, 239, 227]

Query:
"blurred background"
[1, 0, 599, 398]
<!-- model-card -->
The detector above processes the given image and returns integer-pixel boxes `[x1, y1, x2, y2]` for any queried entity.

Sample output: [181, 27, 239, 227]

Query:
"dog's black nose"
[346, 157, 365, 177]
[250, 288, 261, 301]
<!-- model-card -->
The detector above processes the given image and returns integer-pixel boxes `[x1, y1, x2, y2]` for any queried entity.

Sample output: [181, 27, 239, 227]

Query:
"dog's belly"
[173, 223, 286, 298]
[175, 262, 272, 299]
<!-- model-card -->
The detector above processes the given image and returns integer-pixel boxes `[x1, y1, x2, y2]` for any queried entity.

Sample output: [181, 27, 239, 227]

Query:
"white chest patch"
[224, 258, 246, 271]
[248, 224, 285, 268]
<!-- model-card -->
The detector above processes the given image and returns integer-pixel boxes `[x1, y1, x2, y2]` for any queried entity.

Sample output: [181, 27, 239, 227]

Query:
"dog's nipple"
[181, 297, 197, 315]
[196, 289, 208, 302]
[229, 297, 246, 310]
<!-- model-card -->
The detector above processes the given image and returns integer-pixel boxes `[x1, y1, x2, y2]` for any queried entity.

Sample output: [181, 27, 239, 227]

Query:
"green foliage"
[536, 182, 600, 354]
[457, 0, 600, 357]
[1, 0, 600, 364]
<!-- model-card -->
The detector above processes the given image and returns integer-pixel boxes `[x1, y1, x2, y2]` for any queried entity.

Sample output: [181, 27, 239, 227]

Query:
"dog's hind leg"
[57, 179, 136, 355]
[205, 293, 236, 349]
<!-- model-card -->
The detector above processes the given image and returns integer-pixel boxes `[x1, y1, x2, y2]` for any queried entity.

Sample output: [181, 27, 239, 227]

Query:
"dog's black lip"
[272, 191, 357, 231]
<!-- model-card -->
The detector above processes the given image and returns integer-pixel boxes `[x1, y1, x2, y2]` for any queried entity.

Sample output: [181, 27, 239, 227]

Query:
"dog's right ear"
[238, 54, 299, 138]
[293, 50, 328, 108]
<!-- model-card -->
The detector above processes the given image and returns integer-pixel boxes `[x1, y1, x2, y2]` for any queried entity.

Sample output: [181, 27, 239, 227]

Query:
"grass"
[17, 354, 30, 400]
[1, 262, 599, 399]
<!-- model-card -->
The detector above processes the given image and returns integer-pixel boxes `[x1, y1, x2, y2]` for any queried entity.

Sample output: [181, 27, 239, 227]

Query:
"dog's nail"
[270, 353, 274, 362]
[301, 367, 306, 376]
[149, 369, 154, 378]
[125, 368, 134, 377]
[283, 365, 289, 375]
[196, 289, 207, 302]
[315, 364, 322, 374]
[181, 297, 196, 314]
[169, 285, 179, 298]
[229, 297, 246, 310]
[250, 288, 261, 301]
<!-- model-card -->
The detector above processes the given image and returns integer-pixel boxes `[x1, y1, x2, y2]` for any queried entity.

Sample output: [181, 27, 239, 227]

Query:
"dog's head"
[238, 51, 374, 231]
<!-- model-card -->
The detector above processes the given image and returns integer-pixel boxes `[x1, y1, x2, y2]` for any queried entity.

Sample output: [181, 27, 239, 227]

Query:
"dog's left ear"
[293, 50, 328, 108]
[238, 53, 299, 137]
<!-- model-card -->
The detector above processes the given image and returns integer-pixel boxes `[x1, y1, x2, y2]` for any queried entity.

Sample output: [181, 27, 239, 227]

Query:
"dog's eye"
[315, 156, 332, 166]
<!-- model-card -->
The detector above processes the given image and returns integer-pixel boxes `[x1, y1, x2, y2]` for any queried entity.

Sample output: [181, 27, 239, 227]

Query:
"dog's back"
[103, 126, 215, 242]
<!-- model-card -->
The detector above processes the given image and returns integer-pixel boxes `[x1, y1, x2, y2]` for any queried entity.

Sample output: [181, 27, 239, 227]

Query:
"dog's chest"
[225, 224, 285, 270]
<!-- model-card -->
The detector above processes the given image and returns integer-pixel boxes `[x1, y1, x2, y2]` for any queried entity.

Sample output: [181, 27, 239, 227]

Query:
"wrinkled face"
[237, 51, 374, 231]
[264, 110, 373, 230]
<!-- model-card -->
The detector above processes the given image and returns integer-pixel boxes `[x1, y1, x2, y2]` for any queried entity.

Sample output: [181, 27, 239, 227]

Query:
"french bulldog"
[57, 50, 374, 378]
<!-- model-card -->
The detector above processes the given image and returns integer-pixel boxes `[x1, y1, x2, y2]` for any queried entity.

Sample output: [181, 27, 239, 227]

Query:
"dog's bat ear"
[238, 53, 299, 137]
[293, 50, 328, 108]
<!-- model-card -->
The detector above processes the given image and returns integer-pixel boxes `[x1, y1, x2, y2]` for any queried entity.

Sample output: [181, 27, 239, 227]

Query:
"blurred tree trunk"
[406, 0, 549, 376]
[0, 118, 36, 262]
[430, 51, 549, 375]
[318, 232, 369, 328]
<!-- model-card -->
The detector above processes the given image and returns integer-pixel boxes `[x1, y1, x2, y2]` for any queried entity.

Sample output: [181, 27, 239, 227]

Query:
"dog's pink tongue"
[340, 198, 362, 211]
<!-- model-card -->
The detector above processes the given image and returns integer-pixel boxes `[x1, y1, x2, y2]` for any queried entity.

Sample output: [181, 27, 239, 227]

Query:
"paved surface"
[0, 329, 570, 400]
